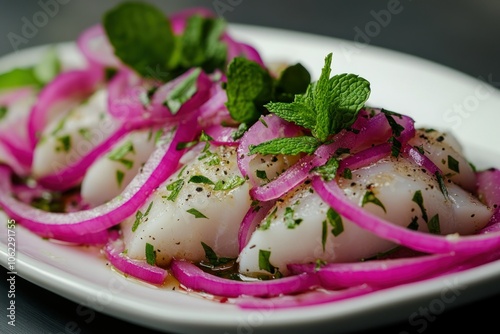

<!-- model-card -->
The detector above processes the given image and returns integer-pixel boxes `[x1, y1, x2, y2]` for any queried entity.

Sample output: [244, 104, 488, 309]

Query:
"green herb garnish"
[412, 190, 429, 223]
[188, 175, 215, 185]
[116, 170, 125, 187]
[0, 106, 8, 121]
[213, 175, 246, 191]
[56, 135, 71, 153]
[361, 190, 386, 213]
[201, 242, 235, 267]
[246, 53, 370, 156]
[283, 207, 303, 229]
[447, 155, 460, 173]
[258, 249, 282, 277]
[187, 208, 208, 219]
[311, 157, 339, 181]
[103, 2, 228, 81]
[108, 140, 135, 169]
[165, 179, 184, 202]
[427, 214, 441, 234]
[164, 68, 201, 114]
[145, 243, 156, 265]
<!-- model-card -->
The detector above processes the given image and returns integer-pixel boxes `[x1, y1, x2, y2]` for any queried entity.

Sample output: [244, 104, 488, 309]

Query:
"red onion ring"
[0, 119, 198, 243]
[171, 259, 319, 298]
[311, 175, 500, 255]
[27, 68, 103, 148]
[104, 233, 168, 285]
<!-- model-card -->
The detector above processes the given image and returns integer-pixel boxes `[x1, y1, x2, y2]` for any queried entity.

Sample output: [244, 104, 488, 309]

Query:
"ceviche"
[1, 2, 499, 309]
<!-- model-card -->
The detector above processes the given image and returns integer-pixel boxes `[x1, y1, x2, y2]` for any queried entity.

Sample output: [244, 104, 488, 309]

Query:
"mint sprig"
[250, 53, 370, 156]
[267, 53, 370, 141]
[103, 2, 228, 81]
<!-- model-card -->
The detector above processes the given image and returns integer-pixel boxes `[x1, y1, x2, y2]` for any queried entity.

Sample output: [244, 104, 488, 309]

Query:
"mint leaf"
[177, 15, 227, 73]
[265, 101, 316, 130]
[0, 68, 39, 90]
[103, 2, 175, 79]
[313, 53, 334, 141]
[274, 63, 311, 102]
[249, 136, 320, 155]
[326, 73, 370, 135]
[225, 57, 273, 124]
[312, 157, 339, 181]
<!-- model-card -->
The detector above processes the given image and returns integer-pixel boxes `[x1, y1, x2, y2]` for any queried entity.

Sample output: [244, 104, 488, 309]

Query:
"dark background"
[1, 0, 500, 85]
[1, 1, 500, 333]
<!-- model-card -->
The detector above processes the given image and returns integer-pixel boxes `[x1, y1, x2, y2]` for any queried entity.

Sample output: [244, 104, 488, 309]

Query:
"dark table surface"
[1, 1, 500, 333]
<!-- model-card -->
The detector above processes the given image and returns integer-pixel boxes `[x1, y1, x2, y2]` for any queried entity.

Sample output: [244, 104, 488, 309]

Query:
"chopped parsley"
[188, 175, 215, 185]
[200, 242, 235, 267]
[283, 207, 303, 229]
[361, 190, 386, 213]
[258, 249, 282, 278]
[447, 155, 460, 173]
[342, 168, 352, 179]
[164, 179, 184, 202]
[164, 68, 201, 114]
[55, 135, 71, 153]
[388, 136, 402, 157]
[145, 242, 156, 265]
[187, 208, 208, 219]
[408, 216, 420, 230]
[382, 109, 404, 137]
[255, 169, 269, 181]
[107, 140, 135, 169]
[116, 170, 125, 187]
[322, 207, 345, 250]
[214, 175, 246, 191]
[322, 207, 344, 250]
[132, 201, 154, 232]
[326, 207, 344, 236]
[78, 128, 92, 141]
[427, 214, 441, 234]
[311, 157, 339, 181]
[259, 207, 277, 230]
[412, 190, 429, 223]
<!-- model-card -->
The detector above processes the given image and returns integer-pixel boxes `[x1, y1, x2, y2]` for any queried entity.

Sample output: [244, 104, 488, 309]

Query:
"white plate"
[1, 24, 500, 334]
